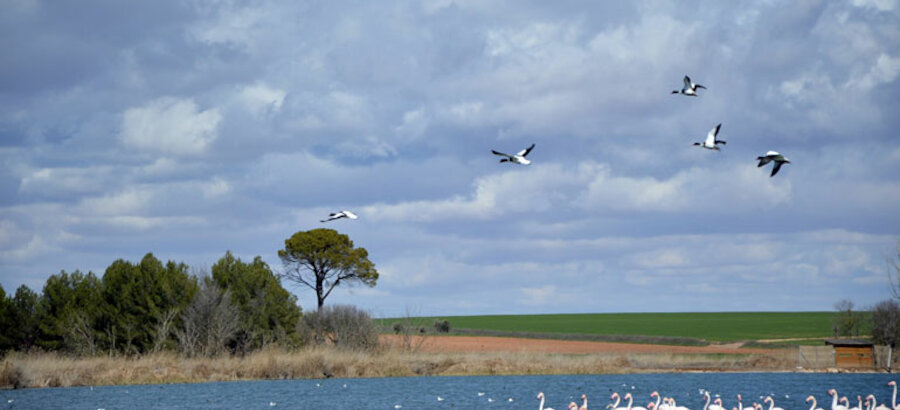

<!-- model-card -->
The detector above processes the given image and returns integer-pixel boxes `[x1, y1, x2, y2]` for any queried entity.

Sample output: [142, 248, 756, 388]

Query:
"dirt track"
[380, 335, 778, 355]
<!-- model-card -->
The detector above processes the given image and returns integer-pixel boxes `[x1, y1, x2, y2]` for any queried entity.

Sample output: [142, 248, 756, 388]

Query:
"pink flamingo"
[764, 396, 784, 410]
[611, 393, 623, 410]
[579, 394, 588, 410]
[624, 393, 648, 410]
[890, 381, 898, 410]
[830, 389, 849, 410]
[669, 398, 690, 410]
[807, 395, 824, 410]
[537, 392, 555, 410]
[650, 392, 662, 410]
[704, 392, 725, 410]
[868, 394, 890, 410]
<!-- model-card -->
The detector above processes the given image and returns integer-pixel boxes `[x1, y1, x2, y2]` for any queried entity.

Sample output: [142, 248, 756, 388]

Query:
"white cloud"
[846, 53, 900, 90]
[238, 83, 286, 116]
[852, 0, 896, 11]
[120, 97, 222, 156]
[519, 285, 558, 306]
[394, 107, 428, 140]
[190, 5, 267, 50]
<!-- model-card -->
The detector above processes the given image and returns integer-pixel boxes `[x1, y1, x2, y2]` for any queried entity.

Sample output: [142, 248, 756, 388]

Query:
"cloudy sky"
[2, 0, 899, 317]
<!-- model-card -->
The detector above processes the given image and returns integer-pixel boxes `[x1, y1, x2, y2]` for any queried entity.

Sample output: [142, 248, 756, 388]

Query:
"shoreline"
[2, 341, 882, 390]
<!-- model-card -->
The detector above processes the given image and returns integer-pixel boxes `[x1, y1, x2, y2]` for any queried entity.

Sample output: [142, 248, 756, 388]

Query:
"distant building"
[824, 339, 874, 369]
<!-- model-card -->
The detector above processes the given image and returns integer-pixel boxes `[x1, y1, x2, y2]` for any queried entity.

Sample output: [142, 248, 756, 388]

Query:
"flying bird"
[693, 124, 726, 150]
[672, 75, 706, 96]
[320, 210, 358, 222]
[492, 143, 535, 165]
[756, 151, 790, 177]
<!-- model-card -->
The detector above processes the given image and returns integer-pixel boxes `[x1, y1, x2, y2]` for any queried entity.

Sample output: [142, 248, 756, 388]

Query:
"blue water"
[0, 373, 896, 410]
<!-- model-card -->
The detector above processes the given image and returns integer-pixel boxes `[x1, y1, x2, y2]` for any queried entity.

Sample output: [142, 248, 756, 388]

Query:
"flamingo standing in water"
[807, 395, 824, 410]
[764, 396, 784, 410]
[704, 392, 725, 410]
[625, 393, 648, 410]
[830, 390, 850, 410]
[650, 392, 663, 410]
[579, 394, 588, 410]
[669, 398, 691, 410]
[889, 381, 898, 410]
[838, 397, 854, 410]
[537, 392, 555, 410]
[611, 393, 631, 410]
[868, 394, 890, 410]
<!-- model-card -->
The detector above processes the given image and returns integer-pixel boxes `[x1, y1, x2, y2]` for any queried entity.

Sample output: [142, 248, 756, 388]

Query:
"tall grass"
[1, 346, 797, 389]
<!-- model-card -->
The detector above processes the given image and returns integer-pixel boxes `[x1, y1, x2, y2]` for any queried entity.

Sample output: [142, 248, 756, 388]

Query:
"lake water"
[0, 373, 896, 409]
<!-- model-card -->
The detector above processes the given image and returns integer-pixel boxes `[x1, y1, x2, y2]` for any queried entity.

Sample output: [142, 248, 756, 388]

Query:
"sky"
[1, 0, 899, 318]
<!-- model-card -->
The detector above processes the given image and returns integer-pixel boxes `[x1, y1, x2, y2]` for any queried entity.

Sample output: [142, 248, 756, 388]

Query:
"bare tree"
[890, 241, 900, 300]
[832, 299, 862, 337]
[872, 299, 900, 371]
[298, 304, 378, 350]
[177, 279, 239, 357]
[152, 308, 179, 353]
[65, 311, 97, 356]
[389, 307, 431, 352]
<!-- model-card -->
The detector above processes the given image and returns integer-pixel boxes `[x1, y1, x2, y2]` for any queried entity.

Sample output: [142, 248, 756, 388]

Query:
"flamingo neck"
[893, 383, 898, 409]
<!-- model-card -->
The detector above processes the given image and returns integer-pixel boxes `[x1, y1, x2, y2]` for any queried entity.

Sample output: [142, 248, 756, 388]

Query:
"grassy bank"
[378, 312, 868, 343]
[1, 346, 798, 389]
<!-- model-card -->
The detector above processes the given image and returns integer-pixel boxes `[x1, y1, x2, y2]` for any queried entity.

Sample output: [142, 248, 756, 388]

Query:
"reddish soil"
[380, 334, 777, 355]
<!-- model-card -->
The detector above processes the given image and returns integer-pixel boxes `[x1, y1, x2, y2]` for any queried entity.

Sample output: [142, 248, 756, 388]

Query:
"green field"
[377, 312, 871, 343]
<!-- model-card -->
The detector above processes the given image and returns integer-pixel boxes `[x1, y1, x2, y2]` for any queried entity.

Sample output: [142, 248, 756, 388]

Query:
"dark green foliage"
[0, 285, 12, 353]
[278, 228, 378, 308]
[37, 270, 103, 354]
[832, 299, 862, 337]
[433, 320, 451, 333]
[2, 251, 306, 357]
[8, 285, 40, 351]
[99, 253, 197, 354]
[211, 251, 302, 352]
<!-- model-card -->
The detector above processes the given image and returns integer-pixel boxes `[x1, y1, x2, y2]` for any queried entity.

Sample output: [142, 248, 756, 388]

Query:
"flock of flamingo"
[535, 381, 900, 410]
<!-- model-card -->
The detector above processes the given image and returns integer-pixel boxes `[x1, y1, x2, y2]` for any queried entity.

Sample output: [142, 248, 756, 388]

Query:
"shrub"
[434, 320, 451, 333]
[299, 305, 378, 351]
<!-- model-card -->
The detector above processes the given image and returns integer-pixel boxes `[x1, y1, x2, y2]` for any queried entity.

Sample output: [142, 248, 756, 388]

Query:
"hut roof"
[823, 339, 873, 347]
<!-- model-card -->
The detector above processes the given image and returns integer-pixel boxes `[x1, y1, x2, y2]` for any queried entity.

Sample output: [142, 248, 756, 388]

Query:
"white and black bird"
[492, 143, 535, 165]
[672, 75, 706, 96]
[320, 210, 358, 223]
[692, 123, 726, 150]
[756, 151, 790, 177]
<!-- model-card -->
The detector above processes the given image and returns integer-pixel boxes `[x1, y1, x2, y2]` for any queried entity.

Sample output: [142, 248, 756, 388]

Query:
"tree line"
[0, 251, 302, 357]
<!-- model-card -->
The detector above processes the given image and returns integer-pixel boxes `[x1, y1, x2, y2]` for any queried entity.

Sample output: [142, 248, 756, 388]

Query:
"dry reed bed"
[0, 348, 795, 390]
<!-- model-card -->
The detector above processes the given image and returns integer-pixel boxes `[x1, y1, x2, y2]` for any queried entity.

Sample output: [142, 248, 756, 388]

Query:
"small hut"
[824, 339, 874, 369]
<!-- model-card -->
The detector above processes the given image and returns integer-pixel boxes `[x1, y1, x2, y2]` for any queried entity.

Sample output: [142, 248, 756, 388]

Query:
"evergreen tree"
[212, 251, 302, 352]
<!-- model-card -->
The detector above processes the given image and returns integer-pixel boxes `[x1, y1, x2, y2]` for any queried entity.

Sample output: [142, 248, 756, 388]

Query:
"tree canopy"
[212, 251, 302, 352]
[278, 228, 378, 309]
